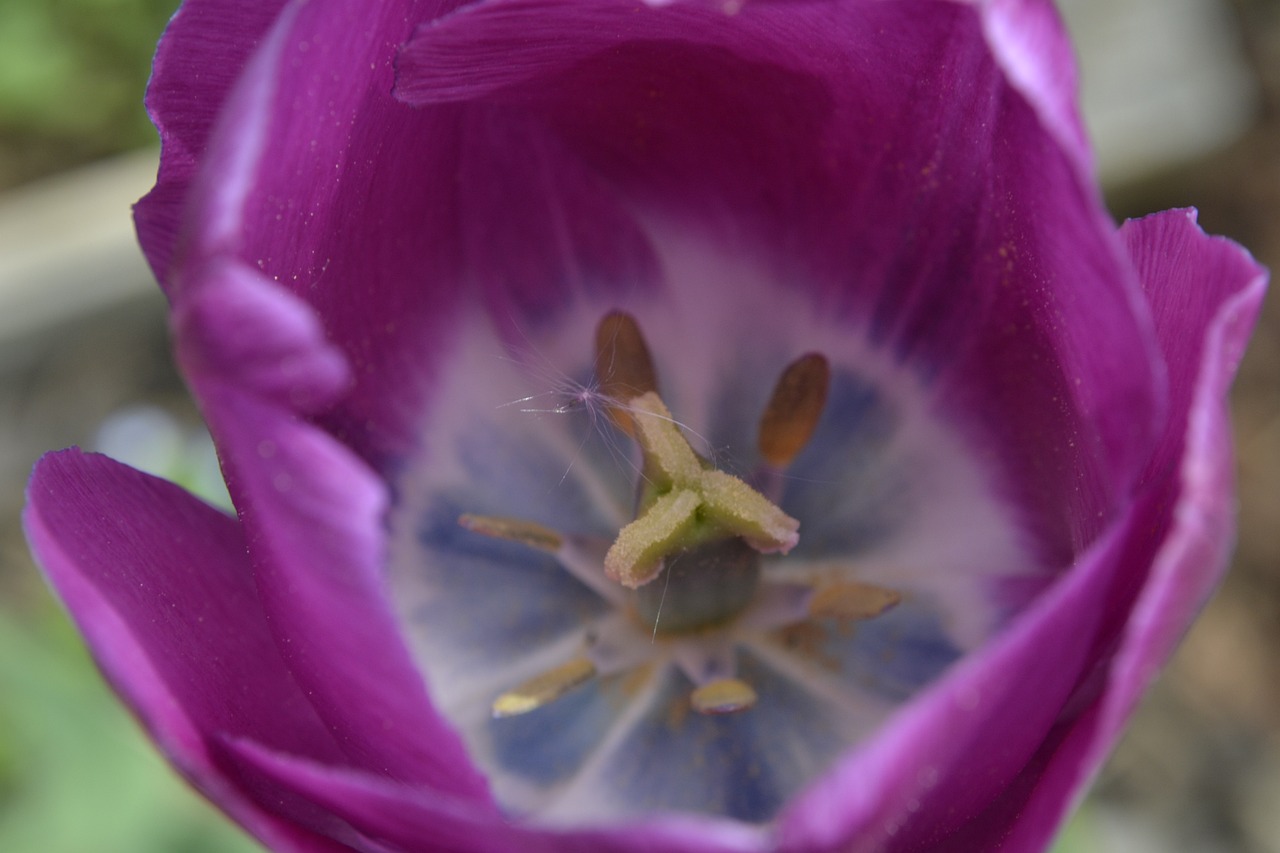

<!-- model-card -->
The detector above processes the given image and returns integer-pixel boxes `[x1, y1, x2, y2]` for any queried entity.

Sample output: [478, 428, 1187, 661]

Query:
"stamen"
[808, 580, 902, 620]
[594, 311, 658, 435]
[690, 678, 758, 715]
[758, 353, 831, 467]
[492, 657, 597, 718]
[459, 514, 626, 605]
[604, 392, 799, 589]
[458, 513, 563, 552]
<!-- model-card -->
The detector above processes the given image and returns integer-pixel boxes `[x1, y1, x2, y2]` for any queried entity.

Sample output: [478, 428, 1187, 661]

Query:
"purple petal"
[174, 258, 350, 412]
[211, 0, 654, 466]
[167, 0, 493, 466]
[151, 0, 1167, 497]
[925, 210, 1267, 852]
[395, 0, 1164, 558]
[171, 253, 487, 798]
[220, 409, 484, 800]
[133, 0, 289, 282]
[775, 505, 1141, 850]
[135, 3, 1165, 601]
[1127, 210, 1268, 480]
[148, 5, 491, 794]
[977, 0, 1092, 174]
[788, 198, 1259, 845]
[192, 381, 489, 799]
[23, 450, 353, 853]
[224, 737, 771, 853]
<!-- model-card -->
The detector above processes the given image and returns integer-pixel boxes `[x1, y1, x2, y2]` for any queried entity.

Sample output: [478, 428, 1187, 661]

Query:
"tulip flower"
[24, 0, 1266, 850]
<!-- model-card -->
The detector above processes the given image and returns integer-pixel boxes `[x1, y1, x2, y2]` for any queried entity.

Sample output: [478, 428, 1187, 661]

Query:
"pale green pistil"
[634, 536, 761, 635]
[603, 392, 800, 590]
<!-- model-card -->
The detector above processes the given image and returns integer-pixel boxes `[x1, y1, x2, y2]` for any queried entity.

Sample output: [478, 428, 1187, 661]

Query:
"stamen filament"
[459, 514, 625, 604]
[458, 513, 563, 552]
[492, 657, 597, 718]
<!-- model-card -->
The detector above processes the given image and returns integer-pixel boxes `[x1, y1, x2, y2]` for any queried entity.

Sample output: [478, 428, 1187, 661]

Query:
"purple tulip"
[24, 0, 1266, 849]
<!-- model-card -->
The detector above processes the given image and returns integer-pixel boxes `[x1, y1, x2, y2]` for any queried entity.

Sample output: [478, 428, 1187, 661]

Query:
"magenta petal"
[398, 0, 1085, 187]
[396, 0, 1165, 559]
[978, 0, 1092, 174]
[23, 450, 352, 853]
[167, 0, 515, 463]
[1126, 210, 1268, 479]
[155, 0, 664, 467]
[452, 107, 661, 328]
[172, 250, 487, 798]
[224, 737, 770, 853]
[796, 211, 1266, 852]
[395, 0, 666, 105]
[775, 505, 1141, 850]
[133, 0, 289, 282]
[930, 211, 1267, 852]
[174, 259, 350, 412]
[192, 379, 488, 799]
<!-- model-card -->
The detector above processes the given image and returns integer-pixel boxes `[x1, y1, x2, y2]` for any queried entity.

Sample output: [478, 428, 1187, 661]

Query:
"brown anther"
[459, 514, 563, 553]
[594, 311, 658, 435]
[809, 580, 902, 621]
[758, 353, 831, 467]
[492, 657, 597, 718]
[690, 678, 758, 715]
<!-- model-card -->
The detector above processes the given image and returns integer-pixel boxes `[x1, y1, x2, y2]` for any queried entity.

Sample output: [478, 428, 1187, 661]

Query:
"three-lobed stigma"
[603, 390, 800, 589]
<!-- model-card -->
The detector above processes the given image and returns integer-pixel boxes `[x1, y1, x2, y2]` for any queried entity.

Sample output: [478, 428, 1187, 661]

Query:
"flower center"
[460, 312, 902, 720]
[388, 284, 1034, 822]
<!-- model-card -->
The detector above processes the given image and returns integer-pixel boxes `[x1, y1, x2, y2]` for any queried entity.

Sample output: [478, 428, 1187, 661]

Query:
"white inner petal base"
[388, 263, 1041, 825]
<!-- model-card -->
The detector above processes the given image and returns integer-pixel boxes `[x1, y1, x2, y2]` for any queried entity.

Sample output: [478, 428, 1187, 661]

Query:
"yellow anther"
[458, 514, 563, 552]
[690, 678, 758, 715]
[808, 580, 902, 621]
[758, 353, 830, 467]
[492, 657, 597, 718]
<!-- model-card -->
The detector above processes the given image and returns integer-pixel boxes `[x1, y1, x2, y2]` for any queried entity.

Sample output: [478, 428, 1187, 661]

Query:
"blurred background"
[0, 0, 1276, 850]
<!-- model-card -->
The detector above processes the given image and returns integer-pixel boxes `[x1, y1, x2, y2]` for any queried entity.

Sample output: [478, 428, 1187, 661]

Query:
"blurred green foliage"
[0, 0, 180, 187]
[1050, 807, 1098, 853]
[1, 415, 249, 849]
[0, 1, 258, 844]
[0, 597, 262, 852]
